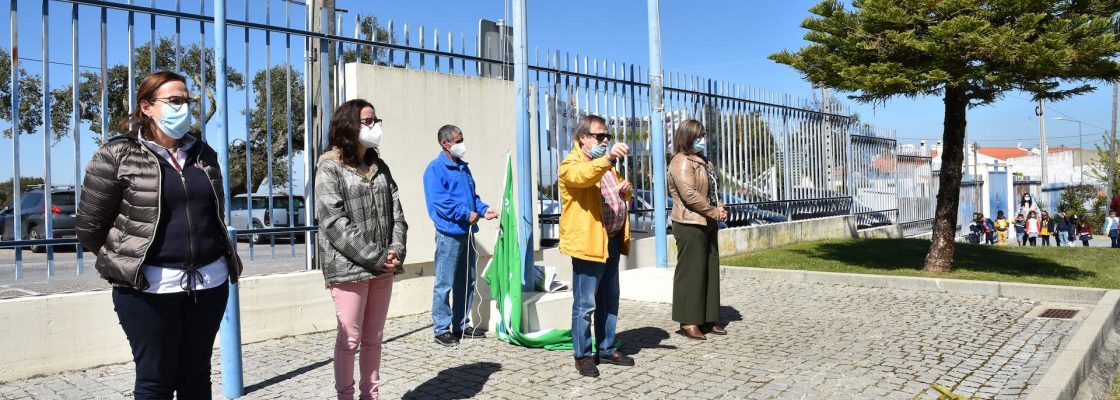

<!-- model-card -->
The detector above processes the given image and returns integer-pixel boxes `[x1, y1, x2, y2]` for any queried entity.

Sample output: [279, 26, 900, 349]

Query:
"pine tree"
[772, 0, 1120, 272]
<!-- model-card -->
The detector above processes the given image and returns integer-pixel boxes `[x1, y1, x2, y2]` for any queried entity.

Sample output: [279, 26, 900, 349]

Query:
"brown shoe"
[596, 351, 635, 366]
[706, 324, 727, 336]
[574, 357, 600, 377]
[676, 324, 707, 340]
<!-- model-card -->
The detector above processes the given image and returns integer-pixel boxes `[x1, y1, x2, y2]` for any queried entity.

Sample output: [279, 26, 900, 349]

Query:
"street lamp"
[1053, 117, 1084, 185]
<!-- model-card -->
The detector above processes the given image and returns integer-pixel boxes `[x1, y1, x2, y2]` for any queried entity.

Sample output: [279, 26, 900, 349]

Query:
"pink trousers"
[329, 274, 393, 400]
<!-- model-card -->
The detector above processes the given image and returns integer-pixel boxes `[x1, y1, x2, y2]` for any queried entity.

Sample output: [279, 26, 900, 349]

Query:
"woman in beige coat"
[667, 119, 727, 340]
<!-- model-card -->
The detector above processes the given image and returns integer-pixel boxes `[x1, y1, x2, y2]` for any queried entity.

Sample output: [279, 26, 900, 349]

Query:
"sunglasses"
[587, 132, 611, 142]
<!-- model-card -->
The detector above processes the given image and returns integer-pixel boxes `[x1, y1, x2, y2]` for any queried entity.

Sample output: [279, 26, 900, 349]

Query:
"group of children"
[967, 193, 1120, 248]
[971, 210, 1103, 247]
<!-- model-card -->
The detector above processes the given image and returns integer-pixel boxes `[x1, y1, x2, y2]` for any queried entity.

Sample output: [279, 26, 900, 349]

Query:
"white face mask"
[448, 142, 467, 159]
[359, 122, 383, 148]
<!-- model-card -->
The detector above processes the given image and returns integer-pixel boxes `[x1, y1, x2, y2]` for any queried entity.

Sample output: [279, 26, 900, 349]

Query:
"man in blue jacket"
[423, 124, 498, 346]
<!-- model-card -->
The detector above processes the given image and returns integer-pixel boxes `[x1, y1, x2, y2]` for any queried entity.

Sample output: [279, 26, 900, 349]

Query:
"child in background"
[1055, 212, 1071, 247]
[967, 213, 984, 244]
[1040, 211, 1053, 246]
[1078, 217, 1094, 247]
[994, 211, 1010, 245]
[984, 215, 996, 245]
[1025, 211, 1040, 246]
[1069, 215, 1082, 247]
[1104, 210, 1119, 248]
[1014, 214, 1026, 246]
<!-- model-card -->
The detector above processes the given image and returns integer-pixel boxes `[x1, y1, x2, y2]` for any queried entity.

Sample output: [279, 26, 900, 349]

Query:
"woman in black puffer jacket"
[76, 71, 242, 400]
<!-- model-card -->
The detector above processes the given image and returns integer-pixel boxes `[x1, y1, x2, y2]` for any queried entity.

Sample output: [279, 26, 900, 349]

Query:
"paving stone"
[0, 275, 1079, 399]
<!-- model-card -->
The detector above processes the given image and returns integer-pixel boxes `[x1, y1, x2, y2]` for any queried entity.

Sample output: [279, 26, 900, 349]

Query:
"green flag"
[482, 155, 572, 350]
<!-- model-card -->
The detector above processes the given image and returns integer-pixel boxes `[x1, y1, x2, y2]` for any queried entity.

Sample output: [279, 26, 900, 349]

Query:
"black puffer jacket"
[76, 134, 243, 289]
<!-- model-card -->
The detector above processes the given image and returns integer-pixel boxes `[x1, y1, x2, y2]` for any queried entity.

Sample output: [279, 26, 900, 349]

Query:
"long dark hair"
[328, 99, 378, 167]
[1019, 192, 1034, 208]
[118, 71, 189, 140]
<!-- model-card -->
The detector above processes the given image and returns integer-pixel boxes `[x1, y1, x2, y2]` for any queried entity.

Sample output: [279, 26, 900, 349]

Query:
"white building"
[920, 140, 1097, 185]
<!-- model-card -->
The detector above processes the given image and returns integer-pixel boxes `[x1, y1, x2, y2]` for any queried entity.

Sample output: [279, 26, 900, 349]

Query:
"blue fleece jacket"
[423, 152, 490, 235]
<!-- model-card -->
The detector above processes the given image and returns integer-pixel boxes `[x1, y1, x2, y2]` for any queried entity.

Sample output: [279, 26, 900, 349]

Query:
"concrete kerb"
[719, 265, 1120, 400]
[1027, 290, 1120, 400]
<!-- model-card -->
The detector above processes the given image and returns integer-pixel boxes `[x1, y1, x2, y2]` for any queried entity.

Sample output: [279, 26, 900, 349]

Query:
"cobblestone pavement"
[0, 275, 1080, 399]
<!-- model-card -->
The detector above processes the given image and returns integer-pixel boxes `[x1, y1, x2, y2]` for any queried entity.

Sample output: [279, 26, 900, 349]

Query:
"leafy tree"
[6, 37, 316, 199]
[50, 38, 245, 144]
[1089, 138, 1120, 197]
[1, 48, 43, 138]
[228, 64, 306, 196]
[771, 0, 1120, 272]
[341, 16, 391, 66]
[1059, 184, 1105, 227]
[0, 177, 45, 209]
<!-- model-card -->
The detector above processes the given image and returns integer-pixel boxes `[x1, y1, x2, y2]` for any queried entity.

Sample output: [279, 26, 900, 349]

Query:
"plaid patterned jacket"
[314, 149, 408, 285]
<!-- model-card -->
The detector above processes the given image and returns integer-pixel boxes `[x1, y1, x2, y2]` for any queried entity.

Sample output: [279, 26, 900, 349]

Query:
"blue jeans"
[431, 231, 477, 336]
[1058, 231, 1071, 246]
[571, 235, 622, 359]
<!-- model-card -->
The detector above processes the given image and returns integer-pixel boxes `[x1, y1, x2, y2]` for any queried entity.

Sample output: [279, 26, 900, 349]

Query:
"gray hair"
[437, 124, 462, 144]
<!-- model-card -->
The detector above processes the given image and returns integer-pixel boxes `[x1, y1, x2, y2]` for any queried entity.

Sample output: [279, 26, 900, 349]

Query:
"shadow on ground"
[616, 327, 676, 355]
[720, 305, 743, 325]
[790, 239, 1093, 280]
[244, 358, 333, 395]
[402, 362, 502, 399]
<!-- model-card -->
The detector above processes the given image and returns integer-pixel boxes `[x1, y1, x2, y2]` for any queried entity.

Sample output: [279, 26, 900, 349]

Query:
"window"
[20, 193, 42, 211]
[231, 197, 248, 210]
[51, 192, 76, 206]
[272, 197, 306, 209]
[251, 197, 269, 210]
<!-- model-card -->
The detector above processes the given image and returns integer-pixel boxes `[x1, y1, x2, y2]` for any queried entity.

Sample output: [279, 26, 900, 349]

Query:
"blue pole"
[513, 0, 536, 290]
[214, 0, 244, 397]
[647, 0, 669, 268]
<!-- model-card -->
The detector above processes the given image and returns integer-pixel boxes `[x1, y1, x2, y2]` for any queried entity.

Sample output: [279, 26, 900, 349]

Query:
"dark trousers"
[113, 281, 229, 400]
[1041, 235, 1050, 246]
[672, 221, 721, 326]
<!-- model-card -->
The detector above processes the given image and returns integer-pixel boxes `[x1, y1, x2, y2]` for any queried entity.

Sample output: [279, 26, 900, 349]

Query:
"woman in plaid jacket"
[315, 99, 407, 400]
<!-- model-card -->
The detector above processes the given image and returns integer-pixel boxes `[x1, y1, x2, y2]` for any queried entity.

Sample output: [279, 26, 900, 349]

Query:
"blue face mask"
[156, 102, 192, 139]
[589, 143, 608, 159]
[693, 137, 707, 154]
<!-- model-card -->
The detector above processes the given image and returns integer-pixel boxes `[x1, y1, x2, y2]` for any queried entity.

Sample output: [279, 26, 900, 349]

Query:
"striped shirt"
[599, 166, 627, 236]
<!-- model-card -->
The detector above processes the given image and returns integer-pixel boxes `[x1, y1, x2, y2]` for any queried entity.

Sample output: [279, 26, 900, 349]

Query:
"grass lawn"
[721, 238, 1120, 289]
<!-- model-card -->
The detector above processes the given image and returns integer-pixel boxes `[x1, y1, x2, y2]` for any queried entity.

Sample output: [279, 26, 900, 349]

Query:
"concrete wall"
[343, 62, 526, 264]
[0, 271, 435, 382]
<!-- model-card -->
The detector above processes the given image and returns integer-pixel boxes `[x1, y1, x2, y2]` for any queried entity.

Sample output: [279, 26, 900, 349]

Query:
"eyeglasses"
[588, 132, 611, 142]
[151, 96, 194, 111]
[360, 117, 382, 128]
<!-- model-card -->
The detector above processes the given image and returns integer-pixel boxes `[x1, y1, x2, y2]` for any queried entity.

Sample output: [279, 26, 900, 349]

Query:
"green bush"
[1058, 184, 1106, 228]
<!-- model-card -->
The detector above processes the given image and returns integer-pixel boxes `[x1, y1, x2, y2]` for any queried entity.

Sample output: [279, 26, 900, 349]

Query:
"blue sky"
[1, 0, 1116, 191]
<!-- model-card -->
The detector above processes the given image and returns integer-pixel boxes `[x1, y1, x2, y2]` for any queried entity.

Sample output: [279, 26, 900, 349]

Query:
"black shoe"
[574, 357, 600, 377]
[457, 327, 487, 339]
[595, 351, 635, 367]
[434, 332, 460, 347]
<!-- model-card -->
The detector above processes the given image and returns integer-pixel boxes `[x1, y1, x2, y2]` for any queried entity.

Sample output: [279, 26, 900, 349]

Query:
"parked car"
[1, 186, 78, 253]
[230, 194, 307, 243]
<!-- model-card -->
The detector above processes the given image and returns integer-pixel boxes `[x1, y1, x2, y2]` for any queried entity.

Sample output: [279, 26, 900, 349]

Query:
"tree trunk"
[924, 86, 969, 273]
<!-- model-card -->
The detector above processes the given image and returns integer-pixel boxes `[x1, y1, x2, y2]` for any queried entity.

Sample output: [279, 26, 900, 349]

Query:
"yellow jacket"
[558, 143, 631, 263]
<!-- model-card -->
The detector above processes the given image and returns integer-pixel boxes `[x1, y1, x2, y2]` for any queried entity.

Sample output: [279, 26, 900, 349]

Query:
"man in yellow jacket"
[559, 115, 635, 378]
